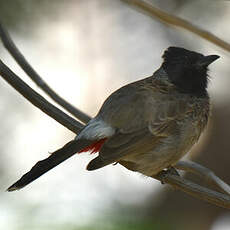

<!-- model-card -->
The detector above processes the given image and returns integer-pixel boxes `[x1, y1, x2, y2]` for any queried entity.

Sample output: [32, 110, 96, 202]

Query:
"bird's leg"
[155, 166, 180, 184]
[166, 166, 180, 176]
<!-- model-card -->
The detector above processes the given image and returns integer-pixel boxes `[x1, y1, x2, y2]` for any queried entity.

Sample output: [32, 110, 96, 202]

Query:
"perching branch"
[0, 23, 91, 124]
[0, 25, 230, 209]
[122, 0, 230, 52]
[0, 59, 84, 134]
[153, 170, 230, 209]
[175, 161, 230, 195]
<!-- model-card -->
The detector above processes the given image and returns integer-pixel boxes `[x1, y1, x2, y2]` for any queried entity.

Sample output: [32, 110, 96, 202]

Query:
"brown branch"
[122, 0, 230, 52]
[0, 22, 91, 124]
[175, 161, 230, 195]
[153, 170, 230, 209]
[0, 59, 84, 134]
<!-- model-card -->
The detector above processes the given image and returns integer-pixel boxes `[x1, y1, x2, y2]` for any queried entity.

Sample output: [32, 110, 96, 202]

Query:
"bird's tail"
[7, 139, 93, 191]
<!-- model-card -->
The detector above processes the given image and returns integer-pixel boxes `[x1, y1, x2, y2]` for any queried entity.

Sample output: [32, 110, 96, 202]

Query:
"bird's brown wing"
[87, 79, 193, 171]
[87, 120, 177, 170]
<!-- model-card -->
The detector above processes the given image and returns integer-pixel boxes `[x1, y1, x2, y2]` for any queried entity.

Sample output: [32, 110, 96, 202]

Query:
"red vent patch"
[78, 138, 107, 154]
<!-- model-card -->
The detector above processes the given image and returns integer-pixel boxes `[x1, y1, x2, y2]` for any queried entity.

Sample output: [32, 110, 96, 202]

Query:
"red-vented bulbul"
[7, 47, 219, 191]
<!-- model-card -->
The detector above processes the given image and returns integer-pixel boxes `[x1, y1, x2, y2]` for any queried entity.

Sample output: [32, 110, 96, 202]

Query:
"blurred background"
[0, 0, 230, 229]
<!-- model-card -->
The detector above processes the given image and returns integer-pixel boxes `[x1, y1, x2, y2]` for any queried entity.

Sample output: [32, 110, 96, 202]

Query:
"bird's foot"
[166, 166, 180, 177]
[156, 166, 180, 184]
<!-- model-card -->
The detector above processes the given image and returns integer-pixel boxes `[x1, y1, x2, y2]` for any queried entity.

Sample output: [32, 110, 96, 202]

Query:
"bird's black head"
[161, 47, 219, 96]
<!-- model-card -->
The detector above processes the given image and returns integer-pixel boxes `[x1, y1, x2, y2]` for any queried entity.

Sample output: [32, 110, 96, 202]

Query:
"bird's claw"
[156, 166, 180, 184]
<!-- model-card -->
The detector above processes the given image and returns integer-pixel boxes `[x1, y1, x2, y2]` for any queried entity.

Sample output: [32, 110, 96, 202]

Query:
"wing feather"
[87, 119, 178, 170]
[87, 79, 194, 171]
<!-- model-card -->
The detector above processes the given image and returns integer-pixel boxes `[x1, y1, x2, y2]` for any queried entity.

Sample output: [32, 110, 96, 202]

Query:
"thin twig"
[153, 171, 230, 209]
[122, 0, 230, 52]
[0, 22, 91, 124]
[175, 161, 230, 195]
[0, 59, 84, 134]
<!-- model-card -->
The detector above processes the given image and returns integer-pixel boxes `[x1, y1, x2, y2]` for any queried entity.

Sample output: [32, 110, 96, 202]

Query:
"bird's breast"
[119, 96, 210, 176]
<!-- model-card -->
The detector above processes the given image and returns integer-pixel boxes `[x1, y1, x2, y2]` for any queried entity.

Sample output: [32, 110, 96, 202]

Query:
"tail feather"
[86, 156, 106, 171]
[7, 139, 93, 191]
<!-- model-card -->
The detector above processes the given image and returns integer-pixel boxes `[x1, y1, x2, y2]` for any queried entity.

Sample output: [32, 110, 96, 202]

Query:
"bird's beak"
[198, 55, 220, 67]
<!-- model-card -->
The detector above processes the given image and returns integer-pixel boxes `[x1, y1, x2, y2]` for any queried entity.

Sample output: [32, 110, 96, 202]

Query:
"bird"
[7, 47, 219, 192]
